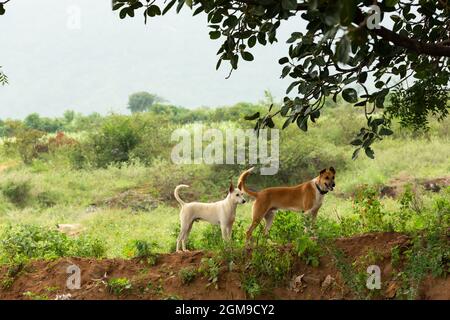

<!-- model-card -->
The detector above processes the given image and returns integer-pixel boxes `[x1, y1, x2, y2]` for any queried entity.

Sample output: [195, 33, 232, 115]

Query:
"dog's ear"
[320, 168, 326, 175]
[329, 166, 335, 174]
[229, 178, 234, 193]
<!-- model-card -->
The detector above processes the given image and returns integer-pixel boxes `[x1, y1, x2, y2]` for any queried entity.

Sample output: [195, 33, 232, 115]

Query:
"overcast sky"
[0, 0, 304, 119]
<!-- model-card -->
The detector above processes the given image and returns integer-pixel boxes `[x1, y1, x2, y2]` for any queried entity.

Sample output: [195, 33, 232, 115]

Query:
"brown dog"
[238, 167, 336, 240]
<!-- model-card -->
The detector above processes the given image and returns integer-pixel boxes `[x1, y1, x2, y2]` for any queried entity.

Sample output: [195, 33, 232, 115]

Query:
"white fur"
[174, 184, 245, 252]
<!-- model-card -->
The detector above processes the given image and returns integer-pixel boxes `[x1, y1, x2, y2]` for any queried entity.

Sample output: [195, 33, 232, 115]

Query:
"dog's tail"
[174, 184, 189, 206]
[238, 167, 258, 198]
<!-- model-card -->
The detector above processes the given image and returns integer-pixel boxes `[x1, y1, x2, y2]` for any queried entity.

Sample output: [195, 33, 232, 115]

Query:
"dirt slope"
[0, 232, 448, 300]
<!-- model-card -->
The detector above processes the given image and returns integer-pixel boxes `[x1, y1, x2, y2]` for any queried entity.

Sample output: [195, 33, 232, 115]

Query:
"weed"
[107, 278, 132, 296]
[123, 240, 159, 265]
[241, 275, 261, 299]
[23, 291, 49, 300]
[200, 257, 221, 289]
[179, 267, 197, 285]
[294, 235, 322, 267]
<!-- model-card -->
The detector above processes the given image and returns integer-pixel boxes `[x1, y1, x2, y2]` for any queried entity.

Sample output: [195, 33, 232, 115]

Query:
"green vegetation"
[107, 277, 133, 296]
[179, 267, 197, 285]
[0, 101, 448, 299]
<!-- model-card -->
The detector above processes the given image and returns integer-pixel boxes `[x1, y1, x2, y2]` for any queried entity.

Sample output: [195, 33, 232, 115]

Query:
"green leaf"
[119, 8, 128, 19]
[379, 127, 393, 136]
[358, 72, 368, 83]
[281, 0, 297, 10]
[335, 35, 350, 64]
[342, 88, 358, 103]
[352, 148, 360, 160]
[365, 147, 375, 159]
[281, 66, 291, 78]
[350, 139, 362, 146]
[162, 0, 176, 15]
[341, 0, 357, 26]
[297, 116, 308, 132]
[147, 5, 161, 17]
[248, 36, 257, 48]
[241, 51, 254, 61]
[384, 0, 399, 7]
[209, 31, 221, 40]
[279, 57, 289, 65]
[244, 112, 260, 120]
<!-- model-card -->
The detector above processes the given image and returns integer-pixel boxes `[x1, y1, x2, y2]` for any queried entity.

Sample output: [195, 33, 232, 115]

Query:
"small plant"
[123, 240, 158, 265]
[249, 238, 293, 285]
[179, 267, 197, 285]
[23, 291, 49, 300]
[353, 185, 386, 232]
[107, 278, 132, 296]
[200, 258, 221, 289]
[241, 275, 261, 299]
[391, 246, 402, 270]
[1, 179, 32, 207]
[295, 235, 322, 267]
[269, 211, 303, 244]
[331, 248, 367, 299]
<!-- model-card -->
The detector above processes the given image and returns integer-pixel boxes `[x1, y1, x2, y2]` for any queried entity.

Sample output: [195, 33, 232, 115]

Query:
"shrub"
[249, 238, 293, 285]
[179, 267, 197, 285]
[2, 179, 32, 207]
[269, 211, 303, 244]
[241, 275, 261, 299]
[199, 257, 221, 289]
[294, 235, 322, 267]
[0, 224, 105, 262]
[353, 185, 387, 231]
[11, 128, 47, 164]
[89, 115, 142, 168]
[123, 240, 158, 264]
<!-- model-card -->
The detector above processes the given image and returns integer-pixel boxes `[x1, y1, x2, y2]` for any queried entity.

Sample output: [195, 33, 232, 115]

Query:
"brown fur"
[238, 167, 336, 240]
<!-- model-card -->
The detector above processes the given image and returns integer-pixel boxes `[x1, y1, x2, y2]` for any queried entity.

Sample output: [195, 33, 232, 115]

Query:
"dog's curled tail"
[238, 167, 258, 198]
[174, 184, 189, 206]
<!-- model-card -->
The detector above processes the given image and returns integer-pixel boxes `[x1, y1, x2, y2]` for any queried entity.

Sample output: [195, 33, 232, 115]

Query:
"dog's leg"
[263, 209, 275, 235]
[220, 223, 232, 241]
[304, 208, 319, 237]
[221, 223, 232, 241]
[182, 221, 194, 252]
[246, 201, 269, 242]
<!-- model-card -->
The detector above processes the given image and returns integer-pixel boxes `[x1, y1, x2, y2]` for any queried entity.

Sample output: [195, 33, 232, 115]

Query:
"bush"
[0, 224, 106, 262]
[89, 115, 142, 168]
[36, 191, 59, 208]
[241, 275, 261, 299]
[269, 211, 303, 244]
[179, 267, 197, 285]
[123, 240, 158, 264]
[10, 128, 47, 164]
[249, 238, 293, 285]
[2, 180, 32, 207]
[353, 185, 386, 231]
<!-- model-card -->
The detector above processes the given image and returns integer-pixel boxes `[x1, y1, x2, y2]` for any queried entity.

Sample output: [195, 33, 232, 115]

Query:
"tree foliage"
[127, 91, 165, 113]
[112, 0, 450, 158]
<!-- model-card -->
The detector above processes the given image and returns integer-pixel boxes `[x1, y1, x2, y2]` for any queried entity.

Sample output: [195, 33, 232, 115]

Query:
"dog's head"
[228, 180, 246, 204]
[317, 167, 336, 192]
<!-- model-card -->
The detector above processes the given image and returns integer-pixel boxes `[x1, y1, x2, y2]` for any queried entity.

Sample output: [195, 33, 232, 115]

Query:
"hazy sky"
[0, 0, 302, 119]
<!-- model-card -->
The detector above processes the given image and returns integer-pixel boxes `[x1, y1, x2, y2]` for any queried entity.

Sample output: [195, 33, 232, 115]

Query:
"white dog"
[174, 181, 246, 252]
